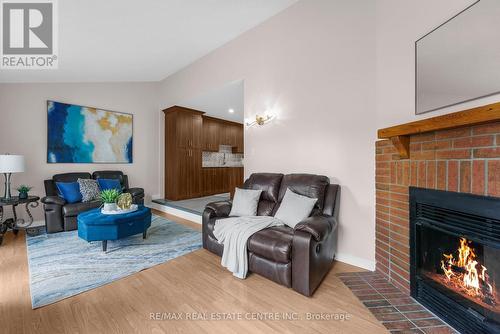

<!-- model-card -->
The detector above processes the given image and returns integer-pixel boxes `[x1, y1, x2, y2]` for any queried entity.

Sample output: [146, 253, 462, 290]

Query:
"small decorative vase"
[18, 192, 28, 200]
[103, 203, 117, 212]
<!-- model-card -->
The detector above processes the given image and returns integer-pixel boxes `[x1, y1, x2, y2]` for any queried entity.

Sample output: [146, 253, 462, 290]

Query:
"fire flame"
[440, 238, 494, 300]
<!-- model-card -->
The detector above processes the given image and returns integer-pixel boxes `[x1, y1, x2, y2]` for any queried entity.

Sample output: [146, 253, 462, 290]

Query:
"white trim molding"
[147, 202, 202, 225]
[335, 253, 376, 271]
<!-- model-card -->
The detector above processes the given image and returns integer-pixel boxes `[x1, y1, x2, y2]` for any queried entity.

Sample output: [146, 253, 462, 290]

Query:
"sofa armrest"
[202, 201, 232, 251]
[292, 215, 338, 296]
[41, 196, 66, 206]
[126, 187, 144, 197]
[294, 215, 337, 242]
[204, 201, 232, 218]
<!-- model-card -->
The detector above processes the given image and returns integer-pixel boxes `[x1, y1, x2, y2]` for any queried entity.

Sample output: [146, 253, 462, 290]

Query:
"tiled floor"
[337, 271, 457, 334]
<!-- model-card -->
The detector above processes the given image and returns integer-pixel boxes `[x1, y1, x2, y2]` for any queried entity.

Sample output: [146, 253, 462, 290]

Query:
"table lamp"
[0, 154, 25, 200]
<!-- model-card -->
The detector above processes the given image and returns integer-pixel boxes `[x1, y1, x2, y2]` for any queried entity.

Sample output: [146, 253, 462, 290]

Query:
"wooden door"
[228, 124, 239, 148]
[176, 148, 191, 199]
[235, 124, 243, 153]
[214, 168, 225, 194]
[202, 168, 212, 195]
[219, 123, 229, 146]
[191, 114, 203, 149]
[175, 148, 202, 199]
[202, 119, 211, 151]
[177, 111, 202, 149]
[202, 118, 219, 151]
[210, 120, 220, 151]
[176, 112, 191, 148]
[190, 148, 202, 197]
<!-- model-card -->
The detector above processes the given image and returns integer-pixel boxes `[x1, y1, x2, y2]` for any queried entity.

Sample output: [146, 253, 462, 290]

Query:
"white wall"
[157, 0, 377, 269]
[0, 82, 160, 220]
[376, 0, 500, 128]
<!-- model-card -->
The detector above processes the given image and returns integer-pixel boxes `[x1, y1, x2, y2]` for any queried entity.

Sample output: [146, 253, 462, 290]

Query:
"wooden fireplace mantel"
[377, 101, 500, 159]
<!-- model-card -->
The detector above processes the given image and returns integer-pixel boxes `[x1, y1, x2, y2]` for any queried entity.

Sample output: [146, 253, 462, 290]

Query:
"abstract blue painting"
[47, 101, 133, 163]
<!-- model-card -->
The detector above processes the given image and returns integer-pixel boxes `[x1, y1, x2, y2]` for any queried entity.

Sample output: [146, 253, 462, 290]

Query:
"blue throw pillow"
[55, 182, 82, 204]
[97, 178, 122, 191]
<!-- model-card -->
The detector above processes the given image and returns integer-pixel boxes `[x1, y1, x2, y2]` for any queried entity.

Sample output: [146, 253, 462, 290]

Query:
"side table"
[0, 196, 40, 245]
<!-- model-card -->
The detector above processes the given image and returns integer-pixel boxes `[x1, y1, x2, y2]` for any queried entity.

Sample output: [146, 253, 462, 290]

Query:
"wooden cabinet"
[224, 123, 237, 147]
[164, 106, 203, 200]
[201, 167, 243, 196]
[178, 111, 202, 149]
[202, 117, 220, 151]
[234, 124, 244, 153]
[203, 116, 243, 151]
[165, 106, 244, 200]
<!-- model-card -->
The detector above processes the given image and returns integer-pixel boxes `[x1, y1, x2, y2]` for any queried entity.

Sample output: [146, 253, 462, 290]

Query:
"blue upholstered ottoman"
[77, 205, 152, 251]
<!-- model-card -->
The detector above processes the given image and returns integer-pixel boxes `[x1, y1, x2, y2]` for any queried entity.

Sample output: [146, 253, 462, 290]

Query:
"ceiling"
[0, 0, 297, 83]
[179, 80, 244, 123]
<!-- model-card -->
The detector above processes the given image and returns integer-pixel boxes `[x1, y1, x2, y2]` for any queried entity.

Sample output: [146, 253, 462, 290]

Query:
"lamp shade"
[0, 155, 25, 173]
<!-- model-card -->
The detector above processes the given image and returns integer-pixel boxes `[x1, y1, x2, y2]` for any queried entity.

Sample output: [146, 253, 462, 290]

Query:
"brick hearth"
[375, 121, 500, 293]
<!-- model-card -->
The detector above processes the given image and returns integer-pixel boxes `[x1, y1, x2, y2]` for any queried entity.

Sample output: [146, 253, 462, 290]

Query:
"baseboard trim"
[150, 194, 162, 201]
[335, 253, 376, 271]
[147, 202, 202, 225]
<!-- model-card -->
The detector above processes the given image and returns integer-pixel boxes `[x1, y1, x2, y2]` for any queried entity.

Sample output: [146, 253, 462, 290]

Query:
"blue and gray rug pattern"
[26, 215, 201, 309]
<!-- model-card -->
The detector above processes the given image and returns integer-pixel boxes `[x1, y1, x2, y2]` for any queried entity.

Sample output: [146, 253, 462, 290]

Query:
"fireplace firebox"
[410, 187, 500, 333]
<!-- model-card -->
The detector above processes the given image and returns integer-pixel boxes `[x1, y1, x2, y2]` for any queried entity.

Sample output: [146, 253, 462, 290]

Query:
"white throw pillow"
[229, 188, 262, 216]
[274, 188, 317, 228]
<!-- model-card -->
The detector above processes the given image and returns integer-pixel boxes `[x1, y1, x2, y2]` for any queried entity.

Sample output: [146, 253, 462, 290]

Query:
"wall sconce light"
[245, 114, 275, 127]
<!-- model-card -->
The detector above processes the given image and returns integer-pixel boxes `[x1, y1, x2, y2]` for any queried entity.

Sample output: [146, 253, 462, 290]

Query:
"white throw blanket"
[213, 216, 283, 279]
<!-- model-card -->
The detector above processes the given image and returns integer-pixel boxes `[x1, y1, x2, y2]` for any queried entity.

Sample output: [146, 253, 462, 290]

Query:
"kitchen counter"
[202, 165, 243, 168]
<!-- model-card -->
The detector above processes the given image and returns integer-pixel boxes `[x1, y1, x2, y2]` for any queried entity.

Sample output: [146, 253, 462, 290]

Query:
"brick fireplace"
[375, 111, 500, 294]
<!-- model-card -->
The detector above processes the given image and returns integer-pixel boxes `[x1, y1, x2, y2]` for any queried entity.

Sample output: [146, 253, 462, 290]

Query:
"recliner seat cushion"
[206, 218, 293, 264]
[247, 226, 294, 263]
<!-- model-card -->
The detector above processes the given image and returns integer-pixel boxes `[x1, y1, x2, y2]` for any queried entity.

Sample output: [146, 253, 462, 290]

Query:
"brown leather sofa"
[41, 171, 144, 233]
[202, 173, 340, 296]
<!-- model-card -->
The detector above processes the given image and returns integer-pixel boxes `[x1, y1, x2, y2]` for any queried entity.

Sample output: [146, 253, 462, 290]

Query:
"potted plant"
[100, 189, 121, 211]
[16, 185, 32, 199]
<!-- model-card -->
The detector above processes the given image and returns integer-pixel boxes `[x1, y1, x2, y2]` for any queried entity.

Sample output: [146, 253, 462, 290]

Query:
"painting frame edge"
[46, 100, 134, 164]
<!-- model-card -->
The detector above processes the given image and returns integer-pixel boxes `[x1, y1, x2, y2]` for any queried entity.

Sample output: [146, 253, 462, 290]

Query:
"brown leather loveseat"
[202, 173, 340, 296]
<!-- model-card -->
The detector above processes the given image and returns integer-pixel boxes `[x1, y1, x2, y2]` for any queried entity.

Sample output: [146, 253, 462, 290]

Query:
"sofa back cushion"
[45, 172, 92, 196]
[92, 171, 127, 191]
[274, 174, 329, 216]
[243, 173, 283, 216]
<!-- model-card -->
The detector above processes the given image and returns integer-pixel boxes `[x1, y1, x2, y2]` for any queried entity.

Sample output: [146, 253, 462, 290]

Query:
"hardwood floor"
[0, 210, 387, 334]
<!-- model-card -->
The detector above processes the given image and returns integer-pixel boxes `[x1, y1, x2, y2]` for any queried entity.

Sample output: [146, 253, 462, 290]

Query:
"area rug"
[26, 215, 201, 308]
